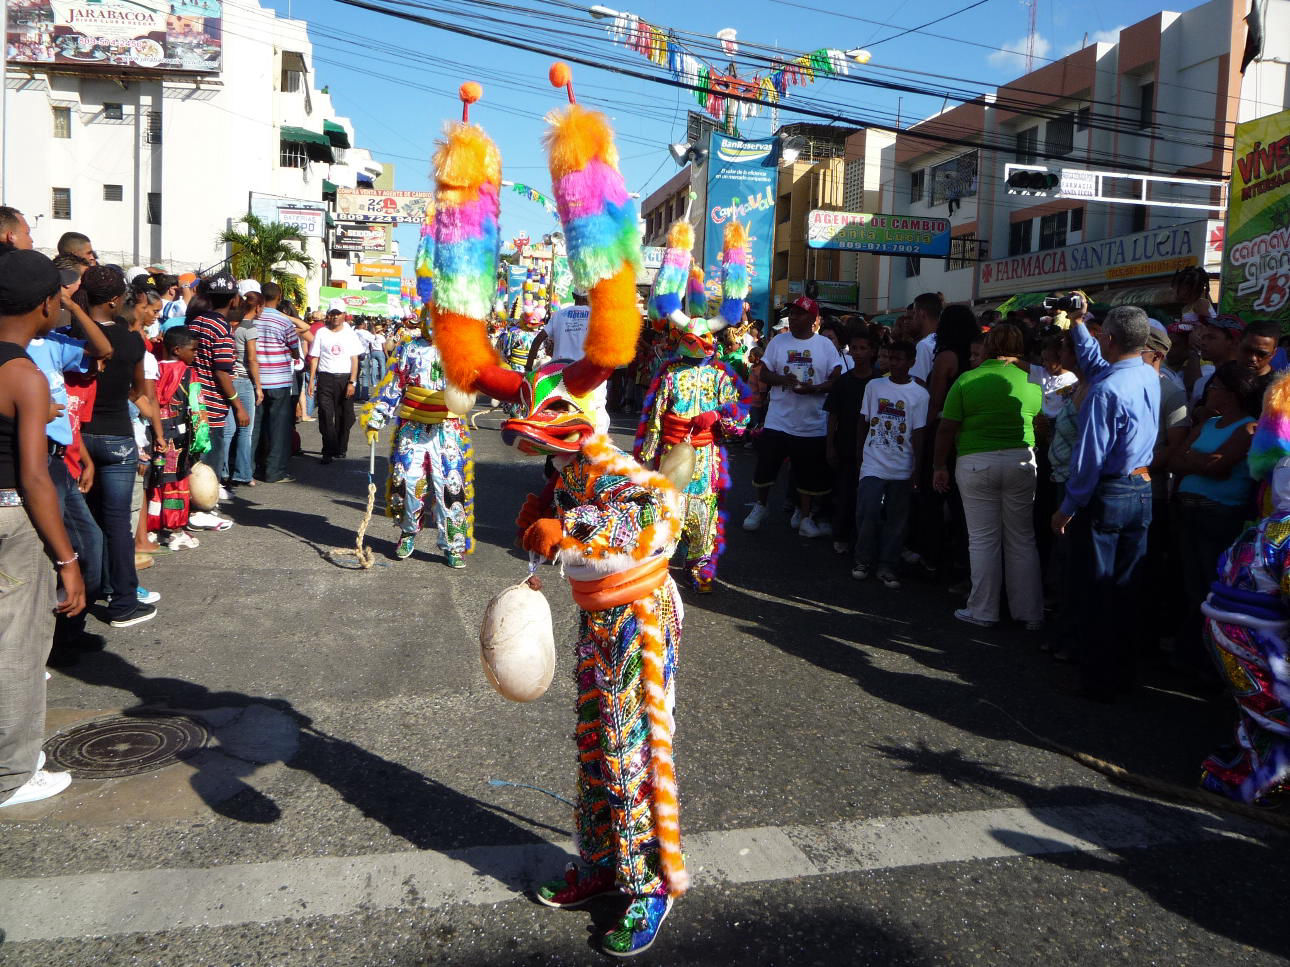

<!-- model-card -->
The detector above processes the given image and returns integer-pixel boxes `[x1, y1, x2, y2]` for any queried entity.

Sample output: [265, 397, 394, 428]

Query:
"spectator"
[299, 309, 326, 422]
[308, 308, 364, 464]
[0, 250, 86, 808]
[909, 293, 944, 385]
[229, 291, 262, 488]
[1172, 360, 1261, 683]
[851, 340, 928, 588]
[146, 327, 208, 552]
[121, 285, 164, 563]
[824, 324, 878, 553]
[187, 273, 248, 499]
[933, 323, 1044, 629]
[743, 296, 842, 537]
[252, 282, 301, 484]
[0, 207, 33, 252]
[527, 292, 608, 433]
[1187, 314, 1243, 407]
[77, 267, 159, 628]
[1239, 319, 1279, 398]
[1045, 331, 1087, 659]
[57, 232, 96, 267]
[1051, 306, 1159, 702]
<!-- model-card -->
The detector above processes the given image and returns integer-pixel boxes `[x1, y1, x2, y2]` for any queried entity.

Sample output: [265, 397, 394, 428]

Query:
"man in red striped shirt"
[188, 273, 249, 487]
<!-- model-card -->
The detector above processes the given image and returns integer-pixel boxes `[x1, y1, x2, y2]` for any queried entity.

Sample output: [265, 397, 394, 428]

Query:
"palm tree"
[217, 214, 316, 304]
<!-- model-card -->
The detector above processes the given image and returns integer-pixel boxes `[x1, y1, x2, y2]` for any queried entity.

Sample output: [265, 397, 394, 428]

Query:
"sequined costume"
[1201, 508, 1290, 806]
[636, 357, 747, 586]
[495, 322, 541, 417]
[364, 336, 475, 562]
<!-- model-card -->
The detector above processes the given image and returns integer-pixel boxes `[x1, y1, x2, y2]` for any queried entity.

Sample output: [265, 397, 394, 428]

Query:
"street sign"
[1059, 169, 1098, 199]
[355, 262, 400, 278]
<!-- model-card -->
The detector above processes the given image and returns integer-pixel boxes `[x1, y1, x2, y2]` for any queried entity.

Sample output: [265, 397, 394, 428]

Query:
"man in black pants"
[307, 307, 363, 463]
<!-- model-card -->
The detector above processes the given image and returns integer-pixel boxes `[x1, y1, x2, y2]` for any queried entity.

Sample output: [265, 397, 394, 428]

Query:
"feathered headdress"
[717, 221, 750, 326]
[414, 222, 434, 305]
[686, 263, 708, 319]
[650, 220, 693, 325]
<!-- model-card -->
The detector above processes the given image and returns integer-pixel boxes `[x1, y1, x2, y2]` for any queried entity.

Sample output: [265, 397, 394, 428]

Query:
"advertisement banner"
[318, 286, 401, 318]
[1221, 108, 1290, 323]
[249, 193, 327, 238]
[703, 134, 776, 323]
[333, 224, 387, 253]
[978, 219, 1222, 298]
[355, 262, 400, 278]
[5, 0, 222, 73]
[806, 210, 951, 256]
[335, 189, 433, 224]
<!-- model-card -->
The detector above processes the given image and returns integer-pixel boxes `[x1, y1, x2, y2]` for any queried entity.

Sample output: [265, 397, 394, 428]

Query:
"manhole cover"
[44, 713, 210, 779]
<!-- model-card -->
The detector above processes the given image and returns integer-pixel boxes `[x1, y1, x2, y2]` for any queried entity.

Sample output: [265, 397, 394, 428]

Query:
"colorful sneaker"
[602, 895, 673, 958]
[395, 535, 416, 560]
[137, 587, 161, 605]
[691, 573, 713, 594]
[445, 552, 466, 569]
[535, 865, 617, 909]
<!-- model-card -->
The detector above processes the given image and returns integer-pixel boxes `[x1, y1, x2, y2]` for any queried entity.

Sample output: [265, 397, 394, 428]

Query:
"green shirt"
[941, 359, 1042, 456]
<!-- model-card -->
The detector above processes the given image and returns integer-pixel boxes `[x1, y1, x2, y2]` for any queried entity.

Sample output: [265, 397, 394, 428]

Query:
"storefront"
[977, 218, 1224, 318]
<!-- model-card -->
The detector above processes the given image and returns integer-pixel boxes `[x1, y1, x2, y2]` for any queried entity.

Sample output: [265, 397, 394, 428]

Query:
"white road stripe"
[0, 803, 1260, 943]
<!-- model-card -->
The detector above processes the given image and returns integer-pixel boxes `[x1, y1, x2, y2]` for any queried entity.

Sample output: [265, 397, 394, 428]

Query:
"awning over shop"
[281, 51, 308, 75]
[323, 120, 351, 149]
[280, 125, 334, 163]
[356, 173, 374, 187]
[321, 179, 337, 196]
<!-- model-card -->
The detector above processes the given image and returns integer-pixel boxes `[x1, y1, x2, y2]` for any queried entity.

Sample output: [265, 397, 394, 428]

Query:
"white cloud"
[987, 34, 1053, 74]
[1060, 26, 1128, 56]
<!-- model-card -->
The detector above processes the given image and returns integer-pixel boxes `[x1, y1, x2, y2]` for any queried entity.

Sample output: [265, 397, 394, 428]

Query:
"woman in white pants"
[932, 323, 1045, 628]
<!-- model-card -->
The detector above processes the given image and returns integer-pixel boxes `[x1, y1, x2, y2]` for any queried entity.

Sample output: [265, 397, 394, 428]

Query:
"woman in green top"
[932, 324, 1045, 629]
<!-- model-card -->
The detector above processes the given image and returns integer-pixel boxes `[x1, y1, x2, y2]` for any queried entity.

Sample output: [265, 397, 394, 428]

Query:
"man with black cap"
[744, 295, 842, 536]
[188, 273, 249, 493]
[0, 249, 86, 807]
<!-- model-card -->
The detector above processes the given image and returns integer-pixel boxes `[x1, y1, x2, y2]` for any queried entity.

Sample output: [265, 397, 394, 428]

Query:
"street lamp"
[589, 5, 621, 19]
[845, 48, 873, 64]
[668, 142, 708, 166]
[779, 135, 808, 165]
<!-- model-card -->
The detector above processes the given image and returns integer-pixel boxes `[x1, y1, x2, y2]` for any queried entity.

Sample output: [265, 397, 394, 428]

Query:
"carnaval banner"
[703, 133, 775, 323]
[1220, 107, 1290, 324]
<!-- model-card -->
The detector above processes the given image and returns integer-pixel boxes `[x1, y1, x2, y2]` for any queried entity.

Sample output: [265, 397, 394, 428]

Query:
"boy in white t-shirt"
[743, 297, 844, 537]
[852, 341, 929, 589]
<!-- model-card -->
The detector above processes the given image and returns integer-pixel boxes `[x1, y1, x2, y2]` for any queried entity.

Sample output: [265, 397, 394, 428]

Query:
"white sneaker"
[188, 511, 232, 531]
[743, 503, 769, 531]
[168, 531, 200, 550]
[815, 519, 833, 536]
[0, 769, 71, 808]
[851, 563, 871, 581]
[832, 541, 849, 555]
[789, 508, 803, 529]
[218, 486, 231, 501]
[799, 516, 825, 538]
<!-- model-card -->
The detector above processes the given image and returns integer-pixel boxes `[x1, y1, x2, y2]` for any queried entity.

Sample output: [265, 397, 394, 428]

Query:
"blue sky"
[259, 0, 1182, 260]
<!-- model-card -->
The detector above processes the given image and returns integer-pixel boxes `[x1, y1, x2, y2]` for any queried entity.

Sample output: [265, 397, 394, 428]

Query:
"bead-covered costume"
[431, 68, 689, 957]
[145, 359, 209, 537]
[364, 337, 475, 562]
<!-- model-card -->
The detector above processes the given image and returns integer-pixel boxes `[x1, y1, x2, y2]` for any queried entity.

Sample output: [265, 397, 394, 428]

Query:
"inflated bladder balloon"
[658, 441, 697, 490]
[187, 463, 220, 511]
[480, 582, 556, 701]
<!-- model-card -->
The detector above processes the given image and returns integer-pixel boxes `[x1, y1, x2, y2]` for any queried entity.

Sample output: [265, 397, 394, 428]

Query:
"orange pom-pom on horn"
[459, 81, 483, 121]
[549, 61, 575, 103]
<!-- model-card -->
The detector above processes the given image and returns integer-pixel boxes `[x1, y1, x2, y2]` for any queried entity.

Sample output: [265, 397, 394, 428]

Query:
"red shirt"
[64, 374, 97, 479]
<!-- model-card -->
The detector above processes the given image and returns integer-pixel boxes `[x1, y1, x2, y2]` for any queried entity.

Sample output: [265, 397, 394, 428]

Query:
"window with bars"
[281, 69, 303, 93]
[52, 188, 71, 220]
[929, 151, 978, 206]
[1008, 219, 1032, 256]
[103, 102, 124, 120]
[1046, 116, 1074, 157]
[103, 184, 124, 202]
[909, 169, 925, 204]
[1039, 211, 1069, 250]
[948, 233, 977, 271]
[147, 193, 161, 225]
[52, 106, 71, 139]
[1015, 127, 1038, 164]
[280, 142, 307, 169]
[145, 111, 162, 144]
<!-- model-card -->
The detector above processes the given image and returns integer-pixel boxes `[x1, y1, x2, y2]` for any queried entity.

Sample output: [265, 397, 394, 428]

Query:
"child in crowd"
[825, 324, 878, 554]
[852, 341, 929, 589]
[1030, 335, 1080, 419]
[145, 327, 210, 551]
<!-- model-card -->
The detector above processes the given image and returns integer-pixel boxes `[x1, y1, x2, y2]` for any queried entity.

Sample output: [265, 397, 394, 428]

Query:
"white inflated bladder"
[480, 582, 557, 702]
[444, 384, 476, 418]
[187, 463, 220, 511]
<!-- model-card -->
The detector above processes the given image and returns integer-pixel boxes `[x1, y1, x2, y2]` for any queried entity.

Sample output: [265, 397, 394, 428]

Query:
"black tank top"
[0, 343, 28, 490]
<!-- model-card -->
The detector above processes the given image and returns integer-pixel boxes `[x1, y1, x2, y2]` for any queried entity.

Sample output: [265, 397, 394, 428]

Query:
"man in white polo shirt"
[308, 305, 364, 464]
[526, 291, 609, 434]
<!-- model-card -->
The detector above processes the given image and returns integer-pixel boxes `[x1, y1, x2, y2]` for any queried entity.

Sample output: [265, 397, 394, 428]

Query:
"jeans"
[202, 420, 234, 483]
[49, 457, 103, 639]
[82, 433, 139, 618]
[229, 377, 257, 484]
[315, 372, 355, 458]
[1175, 496, 1250, 676]
[0, 506, 55, 803]
[254, 385, 296, 482]
[854, 476, 912, 568]
[1069, 475, 1153, 696]
[955, 447, 1043, 623]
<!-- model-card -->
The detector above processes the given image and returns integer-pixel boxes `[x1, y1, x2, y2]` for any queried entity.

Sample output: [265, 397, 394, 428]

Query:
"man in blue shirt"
[1052, 305, 1160, 701]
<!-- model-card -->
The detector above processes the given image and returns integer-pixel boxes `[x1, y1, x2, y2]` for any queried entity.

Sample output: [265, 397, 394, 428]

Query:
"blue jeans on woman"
[81, 433, 139, 619]
[229, 376, 257, 484]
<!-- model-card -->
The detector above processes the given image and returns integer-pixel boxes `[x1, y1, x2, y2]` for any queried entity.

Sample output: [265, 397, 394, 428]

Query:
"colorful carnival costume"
[145, 358, 209, 544]
[635, 221, 749, 591]
[494, 301, 546, 417]
[432, 69, 688, 958]
[363, 334, 474, 566]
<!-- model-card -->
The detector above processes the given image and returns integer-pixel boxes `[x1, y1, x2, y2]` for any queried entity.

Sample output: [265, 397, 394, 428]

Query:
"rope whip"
[328, 439, 377, 569]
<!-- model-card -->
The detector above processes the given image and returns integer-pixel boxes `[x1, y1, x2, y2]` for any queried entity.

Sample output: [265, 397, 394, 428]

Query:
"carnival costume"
[432, 69, 688, 958]
[635, 221, 750, 592]
[145, 358, 210, 540]
[495, 294, 546, 417]
[1199, 380, 1290, 805]
[362, 334, 475, 566]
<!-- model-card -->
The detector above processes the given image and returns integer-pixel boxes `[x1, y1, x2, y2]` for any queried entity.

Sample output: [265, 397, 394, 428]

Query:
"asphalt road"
[1, 412, 1286, 966]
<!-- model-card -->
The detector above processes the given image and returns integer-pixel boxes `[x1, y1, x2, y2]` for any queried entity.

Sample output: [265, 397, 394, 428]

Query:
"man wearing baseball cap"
[188, 273, 248, 497]
[744, 295, 843, 537]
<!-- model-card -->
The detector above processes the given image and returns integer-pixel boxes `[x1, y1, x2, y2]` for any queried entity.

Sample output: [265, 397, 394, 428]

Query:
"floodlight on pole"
[668, 142, 707, 166]
[589, 5, 620, 19]
[779, 135, 808, 165]
[845, 48, 873, 63]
